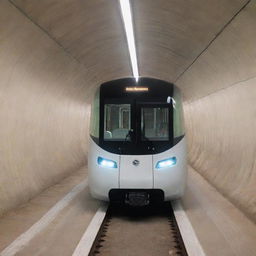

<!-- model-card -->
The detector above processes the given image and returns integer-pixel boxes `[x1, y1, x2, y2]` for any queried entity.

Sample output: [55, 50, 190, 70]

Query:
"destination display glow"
[125, 87, 149, 92]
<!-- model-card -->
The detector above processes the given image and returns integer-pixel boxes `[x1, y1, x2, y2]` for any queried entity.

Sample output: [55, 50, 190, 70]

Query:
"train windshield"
[103, 103, 171, 143]
[90, 78, 185, 154]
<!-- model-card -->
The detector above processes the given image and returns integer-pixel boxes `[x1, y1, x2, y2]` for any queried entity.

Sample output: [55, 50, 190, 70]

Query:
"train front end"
[88, 78, 187, 206]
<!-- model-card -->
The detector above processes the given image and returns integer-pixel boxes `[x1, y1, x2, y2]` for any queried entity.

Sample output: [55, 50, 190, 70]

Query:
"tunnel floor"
[0, 167, 255, 256]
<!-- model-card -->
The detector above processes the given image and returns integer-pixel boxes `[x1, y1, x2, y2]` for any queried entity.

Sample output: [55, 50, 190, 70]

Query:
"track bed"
[89, 203, 188, 256]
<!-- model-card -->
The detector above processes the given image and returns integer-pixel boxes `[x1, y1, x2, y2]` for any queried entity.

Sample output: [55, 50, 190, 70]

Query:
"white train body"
[88, 78, 187, 205]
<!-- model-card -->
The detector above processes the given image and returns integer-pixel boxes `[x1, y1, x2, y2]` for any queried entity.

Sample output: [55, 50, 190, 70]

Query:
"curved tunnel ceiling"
[10, 0, 249, 100]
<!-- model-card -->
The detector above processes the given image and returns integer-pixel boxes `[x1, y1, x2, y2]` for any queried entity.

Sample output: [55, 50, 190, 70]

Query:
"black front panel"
[109, 189, 165, 204]
[96, 77, 178, 155]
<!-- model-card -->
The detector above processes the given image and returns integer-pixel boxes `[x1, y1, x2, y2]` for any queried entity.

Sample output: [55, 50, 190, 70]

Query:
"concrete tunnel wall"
[0, 1, 93, 216]
[0, 0, 255, 223]
[177, 1, 256, 222]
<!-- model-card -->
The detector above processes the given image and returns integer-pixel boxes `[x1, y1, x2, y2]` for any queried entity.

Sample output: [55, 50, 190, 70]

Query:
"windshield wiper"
[124, 129, 133, 143]
[118, 129, 133, 153]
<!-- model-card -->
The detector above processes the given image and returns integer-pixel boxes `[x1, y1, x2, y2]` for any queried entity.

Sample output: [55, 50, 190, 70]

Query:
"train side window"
[104, 104, 131, 141]
[173, 87, 185, 138]
[89, 88, 100, 139]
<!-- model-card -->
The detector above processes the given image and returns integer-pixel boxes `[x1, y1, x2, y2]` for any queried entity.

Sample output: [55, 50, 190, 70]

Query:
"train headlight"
[156, 157, 177, 169]
[97, 157, 117, 169]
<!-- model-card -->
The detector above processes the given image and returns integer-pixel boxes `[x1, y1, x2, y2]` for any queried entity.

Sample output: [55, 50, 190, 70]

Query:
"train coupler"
[125, 192, 150, 207]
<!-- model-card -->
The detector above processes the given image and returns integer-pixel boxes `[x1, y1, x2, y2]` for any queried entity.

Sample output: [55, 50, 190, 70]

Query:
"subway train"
[88, 77, 187, 206]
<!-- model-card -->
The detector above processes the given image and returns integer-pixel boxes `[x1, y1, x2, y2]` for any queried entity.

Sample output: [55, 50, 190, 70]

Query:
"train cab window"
[141, 107, 169, 141]
[104, 104, 131, 141]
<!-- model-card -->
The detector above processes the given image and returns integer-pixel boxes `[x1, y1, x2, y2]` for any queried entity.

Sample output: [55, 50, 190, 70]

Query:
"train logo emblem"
[132, 160, 140, 166]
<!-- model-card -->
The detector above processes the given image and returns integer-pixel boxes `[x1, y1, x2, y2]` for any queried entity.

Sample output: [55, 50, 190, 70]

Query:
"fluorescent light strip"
[119, 0, 139, 82]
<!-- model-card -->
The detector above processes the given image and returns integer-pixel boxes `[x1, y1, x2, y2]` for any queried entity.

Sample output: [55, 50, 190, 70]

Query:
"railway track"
[89, 203, 188, 256]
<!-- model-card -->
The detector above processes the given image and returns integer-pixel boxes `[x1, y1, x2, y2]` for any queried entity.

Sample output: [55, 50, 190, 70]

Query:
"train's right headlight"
[156, 157, 177, 169]
[97, 157, 117, 169]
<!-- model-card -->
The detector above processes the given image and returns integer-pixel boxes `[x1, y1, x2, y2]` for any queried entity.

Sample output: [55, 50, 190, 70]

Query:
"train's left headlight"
[97, 157, 117, 168]
[156, 157, 177, 169]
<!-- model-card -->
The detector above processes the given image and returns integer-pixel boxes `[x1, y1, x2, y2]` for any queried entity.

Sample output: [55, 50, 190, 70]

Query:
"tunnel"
[0, 0, 255, 255]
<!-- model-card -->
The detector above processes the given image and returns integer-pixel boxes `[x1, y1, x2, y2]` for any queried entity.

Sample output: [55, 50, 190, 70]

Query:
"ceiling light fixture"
[119, 0, 139, 82]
